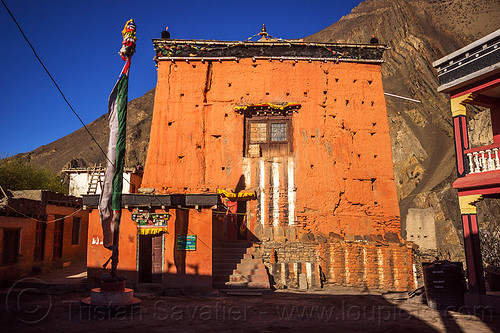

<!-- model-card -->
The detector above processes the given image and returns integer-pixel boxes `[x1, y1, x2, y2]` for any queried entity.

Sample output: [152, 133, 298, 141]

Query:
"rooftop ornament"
[245, 24, 283, 42]
[152, 25, 388, 61]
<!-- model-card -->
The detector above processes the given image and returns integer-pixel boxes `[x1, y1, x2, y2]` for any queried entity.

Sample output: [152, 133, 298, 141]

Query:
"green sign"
[176, 235, 196, 251]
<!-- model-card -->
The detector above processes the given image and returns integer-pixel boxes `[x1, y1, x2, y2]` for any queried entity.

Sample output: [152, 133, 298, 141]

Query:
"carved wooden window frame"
[244, 115, 293, 158]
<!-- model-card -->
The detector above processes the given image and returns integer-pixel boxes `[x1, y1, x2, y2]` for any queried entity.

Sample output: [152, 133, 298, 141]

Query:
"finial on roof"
[258, 24, 270, 41]
[259, 24, 268, 37]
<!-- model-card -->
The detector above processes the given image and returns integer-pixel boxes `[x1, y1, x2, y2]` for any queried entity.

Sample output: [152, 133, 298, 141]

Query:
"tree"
[0, 158, 67, 194]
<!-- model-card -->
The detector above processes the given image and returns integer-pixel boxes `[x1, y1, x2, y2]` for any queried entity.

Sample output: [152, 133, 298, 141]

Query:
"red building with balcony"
[433, 28, 500, 295]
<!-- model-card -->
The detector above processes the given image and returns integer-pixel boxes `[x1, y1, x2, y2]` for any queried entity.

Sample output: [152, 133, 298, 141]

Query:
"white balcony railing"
[466, 148, 500, 174]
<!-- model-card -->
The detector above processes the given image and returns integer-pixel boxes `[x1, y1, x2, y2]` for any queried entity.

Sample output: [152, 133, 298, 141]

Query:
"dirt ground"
[1, 284, 499, 333]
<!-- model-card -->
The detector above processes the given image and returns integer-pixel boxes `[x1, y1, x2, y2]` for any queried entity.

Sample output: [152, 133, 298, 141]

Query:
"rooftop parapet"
[152, 38, 388, 64]
[433, 28, 500, 93]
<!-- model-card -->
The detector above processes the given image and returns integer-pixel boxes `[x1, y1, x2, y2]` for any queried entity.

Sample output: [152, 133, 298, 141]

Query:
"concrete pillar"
[458, 194, 485, 294]
[451, 95, 471, 178]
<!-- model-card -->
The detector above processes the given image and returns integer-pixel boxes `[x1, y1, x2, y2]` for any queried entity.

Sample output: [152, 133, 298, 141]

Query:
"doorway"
[34, 222, 46, 262]
[53, 217, 64, 259]
[138, 234, 164, 283]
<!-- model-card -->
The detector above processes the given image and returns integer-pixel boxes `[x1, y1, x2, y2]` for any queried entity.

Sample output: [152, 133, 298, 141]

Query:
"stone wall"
[254, 235, 415, 292]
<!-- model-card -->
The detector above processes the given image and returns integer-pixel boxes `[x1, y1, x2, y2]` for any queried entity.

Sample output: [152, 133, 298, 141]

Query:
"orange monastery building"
[84, 28, 414, 292]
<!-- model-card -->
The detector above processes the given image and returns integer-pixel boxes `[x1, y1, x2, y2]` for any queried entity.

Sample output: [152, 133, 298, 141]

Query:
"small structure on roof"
[62, 165, 143, 197]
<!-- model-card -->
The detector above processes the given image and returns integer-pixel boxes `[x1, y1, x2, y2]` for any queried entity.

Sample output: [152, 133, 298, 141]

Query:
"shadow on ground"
[1, 286, 499, 332]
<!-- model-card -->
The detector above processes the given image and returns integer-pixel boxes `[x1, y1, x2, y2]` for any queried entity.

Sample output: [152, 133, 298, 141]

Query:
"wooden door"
[152, 235, 163, 283]
[138, 235, 152, 283]
[34, 222, 46, 261]
[53, 217, 64, 259]
[139, 234, 164, 283]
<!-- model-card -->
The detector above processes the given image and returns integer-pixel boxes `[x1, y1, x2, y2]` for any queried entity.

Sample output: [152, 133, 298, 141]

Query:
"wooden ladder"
[87, 164, 103, 195]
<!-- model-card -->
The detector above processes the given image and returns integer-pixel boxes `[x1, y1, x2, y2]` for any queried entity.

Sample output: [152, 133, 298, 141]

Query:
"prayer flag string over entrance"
[99, 19, 136, 258]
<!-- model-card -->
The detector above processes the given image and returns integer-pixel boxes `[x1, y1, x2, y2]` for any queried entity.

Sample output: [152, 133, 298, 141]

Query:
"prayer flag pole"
[99, 19, 136, 279]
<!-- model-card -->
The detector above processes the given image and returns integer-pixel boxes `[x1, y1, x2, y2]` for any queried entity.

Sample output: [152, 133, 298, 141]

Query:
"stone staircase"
[212, 241, 250, 289]
[212, 241, 271, 293]
[225, 252, 270, 289]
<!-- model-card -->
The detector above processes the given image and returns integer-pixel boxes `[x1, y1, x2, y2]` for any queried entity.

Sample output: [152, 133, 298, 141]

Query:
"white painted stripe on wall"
[281, 263, 286, 287]
[412, 263, 418, 289]
[377, 248, 384, 287]
[344, 247, 350, 284]
[243, 158, 251, 188]
[272, 159, 280, 227]
[306, 262, 312, 287]
[363, 248, 367, 282]
[287, 157, 295, 226]
[393, 252, 399, 290]
[259, 158, 265, 226]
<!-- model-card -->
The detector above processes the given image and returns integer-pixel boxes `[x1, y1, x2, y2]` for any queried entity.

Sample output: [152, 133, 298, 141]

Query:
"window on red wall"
[245, 115, 292, 158]
[2, 229, 20, 264]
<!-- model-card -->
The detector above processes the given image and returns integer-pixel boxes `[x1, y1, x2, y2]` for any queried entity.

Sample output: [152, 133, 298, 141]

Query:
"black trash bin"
[422, 261, 467, 310]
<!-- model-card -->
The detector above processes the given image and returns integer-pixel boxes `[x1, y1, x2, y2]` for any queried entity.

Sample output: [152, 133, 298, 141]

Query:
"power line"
[384, 92, 422, 103]
[1, 0, 112, 167]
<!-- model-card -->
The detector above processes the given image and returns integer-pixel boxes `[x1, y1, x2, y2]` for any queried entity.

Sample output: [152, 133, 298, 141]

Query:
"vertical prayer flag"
[99, 19, 136, 250]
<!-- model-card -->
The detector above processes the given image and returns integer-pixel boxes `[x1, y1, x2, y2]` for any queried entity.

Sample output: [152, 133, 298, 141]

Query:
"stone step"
[221, 288, 273, 296]
[213, 248, 248, 255]
[248, 281, 270, 289]
[239, 258, 263, 265]
[236, 262, 266, 271]
[212, 262, 238, 270]
[232, 268, 268, 277]
[225, 290, 263, 296]
[230, 272, 269, 283]
[212, 281, 227, 289]
[225, 281, 270, 289]
[224, 281, 248, 288]
[212, 275, 231, 283]
[212, 243, 270, 291]
[219, 241, 251, 248]
[212, 269, 236, 277]
[212, 258, 246, 265]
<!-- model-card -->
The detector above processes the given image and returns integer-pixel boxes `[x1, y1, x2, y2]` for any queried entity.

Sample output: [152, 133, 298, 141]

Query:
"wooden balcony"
[454, 143, 500, 196]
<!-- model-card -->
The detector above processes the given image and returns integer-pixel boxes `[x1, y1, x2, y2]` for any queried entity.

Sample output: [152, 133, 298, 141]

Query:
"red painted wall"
[143, 59, 400, 237]
[0, 205, 88, 285]
[87, 207, 213, 290]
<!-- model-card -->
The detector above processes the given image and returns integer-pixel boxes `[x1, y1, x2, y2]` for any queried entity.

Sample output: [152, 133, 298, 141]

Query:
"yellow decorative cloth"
[217, 189, 256, 200]
[137, 226, 168, 235]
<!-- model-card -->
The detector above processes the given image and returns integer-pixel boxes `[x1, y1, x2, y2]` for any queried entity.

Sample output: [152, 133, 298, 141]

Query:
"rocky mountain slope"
[306, 0, 500, 260]
[14, 88, 155, 171]
[10, 0, 500, 260]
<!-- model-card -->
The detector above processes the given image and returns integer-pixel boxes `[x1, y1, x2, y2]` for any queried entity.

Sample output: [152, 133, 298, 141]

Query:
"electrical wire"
[1, 0, 113, 168]
[1, 0, 225, 258]
[3, 202, 95, 223]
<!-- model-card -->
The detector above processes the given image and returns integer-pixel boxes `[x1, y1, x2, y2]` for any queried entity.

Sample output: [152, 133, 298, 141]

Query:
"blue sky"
[0, 0, 363, 156]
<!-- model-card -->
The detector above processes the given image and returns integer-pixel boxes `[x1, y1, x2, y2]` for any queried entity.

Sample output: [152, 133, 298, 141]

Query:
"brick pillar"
[458, 194, 485, 294]
[451, 96, 470, 178]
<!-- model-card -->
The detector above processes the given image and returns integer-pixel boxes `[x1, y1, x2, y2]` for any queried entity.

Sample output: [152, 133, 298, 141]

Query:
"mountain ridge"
[9, 0, 500, 261]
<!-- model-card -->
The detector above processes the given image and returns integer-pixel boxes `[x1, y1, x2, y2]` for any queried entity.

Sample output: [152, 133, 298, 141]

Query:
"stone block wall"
[254, 238, 415, 292]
